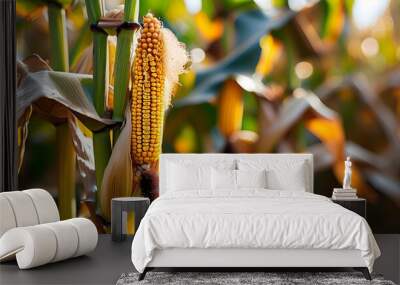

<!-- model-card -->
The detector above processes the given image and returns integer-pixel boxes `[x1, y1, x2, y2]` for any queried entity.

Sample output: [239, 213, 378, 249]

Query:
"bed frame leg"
[354, 267, 371, 280]
[138, 268, 148, 281]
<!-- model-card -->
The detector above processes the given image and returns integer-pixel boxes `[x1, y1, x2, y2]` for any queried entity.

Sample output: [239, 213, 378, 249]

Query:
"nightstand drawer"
[331, 199, 366, 219]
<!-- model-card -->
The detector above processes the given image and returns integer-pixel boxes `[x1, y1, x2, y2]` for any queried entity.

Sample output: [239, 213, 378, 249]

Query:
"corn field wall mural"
[16, 0, 400, 233]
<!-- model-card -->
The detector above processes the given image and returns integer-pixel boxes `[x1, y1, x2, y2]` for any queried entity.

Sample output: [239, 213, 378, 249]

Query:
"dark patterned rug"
[116, 271, 395, 285]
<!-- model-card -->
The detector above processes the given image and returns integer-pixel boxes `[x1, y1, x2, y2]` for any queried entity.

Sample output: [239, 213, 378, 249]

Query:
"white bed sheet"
[131, 190, 380, 273]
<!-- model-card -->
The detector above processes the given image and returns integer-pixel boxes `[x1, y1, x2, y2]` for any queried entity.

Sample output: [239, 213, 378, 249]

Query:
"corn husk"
[100, 106, 135, 221]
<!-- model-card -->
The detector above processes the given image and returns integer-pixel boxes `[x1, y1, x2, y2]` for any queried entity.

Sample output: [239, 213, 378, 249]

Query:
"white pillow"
[236, 169, 267, 188]
[167, 162, 212, 191]
[266, 167, 306, 191]
[237, 159, 308, 191]
[212, 169, 237, 190]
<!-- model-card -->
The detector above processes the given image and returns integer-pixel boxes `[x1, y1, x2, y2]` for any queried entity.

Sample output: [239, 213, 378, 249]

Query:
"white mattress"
[131, 190, 380, 273]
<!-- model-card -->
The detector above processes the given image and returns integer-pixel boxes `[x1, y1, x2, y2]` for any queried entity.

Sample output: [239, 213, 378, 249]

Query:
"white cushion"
[267, 167, 306, 191]
[236, 169, 267, 188]
[0, 196, 16, 237]
[0, 226, 57, 268]
[42, 221, 79, 262]
[66, 218, 98, 257]
[166, 158, 236, 170]
[163, 158, 236, 193]
[237, 159, 308, 191]
[0, 189, 98, 269]
[23, 189, 60, 224]
[0, 189, 60, 238]
[0, 218, 97, 269]
[160, 154, 313, 194]
[0, 191, 39, 227]
[167, 162, 212, 191]
[212, 169, 237, 190]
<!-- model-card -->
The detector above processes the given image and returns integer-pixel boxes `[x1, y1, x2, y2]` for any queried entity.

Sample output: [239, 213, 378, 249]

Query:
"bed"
[131, 154, 380, 280]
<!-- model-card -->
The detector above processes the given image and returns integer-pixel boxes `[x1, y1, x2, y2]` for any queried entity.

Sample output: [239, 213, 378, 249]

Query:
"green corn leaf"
[17, 59, 115, 132]
[175, 10, 294, 108]
[17, 56, 117, 218]
[69, 22, 92, 69]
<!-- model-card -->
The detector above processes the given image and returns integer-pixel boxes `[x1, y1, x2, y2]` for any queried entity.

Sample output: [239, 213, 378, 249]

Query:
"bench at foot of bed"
[137, 267, 372, 281]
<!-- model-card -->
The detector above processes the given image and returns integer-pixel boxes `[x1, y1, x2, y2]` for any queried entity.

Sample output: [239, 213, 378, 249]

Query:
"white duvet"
[131, 190, 380, 273]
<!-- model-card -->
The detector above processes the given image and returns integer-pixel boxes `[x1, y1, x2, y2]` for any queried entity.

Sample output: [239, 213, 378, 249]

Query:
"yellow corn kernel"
[131, 13, 165, 166]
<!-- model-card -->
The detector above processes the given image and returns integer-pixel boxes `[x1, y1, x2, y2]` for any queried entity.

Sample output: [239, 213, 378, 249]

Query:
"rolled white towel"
[0, 218, 98, 269]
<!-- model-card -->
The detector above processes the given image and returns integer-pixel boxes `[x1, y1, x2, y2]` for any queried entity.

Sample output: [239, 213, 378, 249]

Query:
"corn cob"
[131, 14, 164, 166]
[217, 79, 244, 138]
[101, 11, 190, 218]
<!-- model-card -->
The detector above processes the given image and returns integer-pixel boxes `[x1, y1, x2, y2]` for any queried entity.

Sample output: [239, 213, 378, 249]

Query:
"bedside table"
[331, 198, 366, 219]
[111, 197, 150, 242]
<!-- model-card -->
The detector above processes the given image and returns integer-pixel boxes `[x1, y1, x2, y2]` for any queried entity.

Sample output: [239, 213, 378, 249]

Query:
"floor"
[0, 235, 134, 285]
[374, 234, 400, 284]
[0, 234, 399, 285]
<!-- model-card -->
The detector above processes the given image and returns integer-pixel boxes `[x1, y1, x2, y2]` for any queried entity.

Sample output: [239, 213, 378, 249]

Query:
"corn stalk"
[85, 0, 112, 211]
[112, 0, 140, 140]
[47, 1, 76, 219]
[98, 0, 140, 220]
[55, 123, 76, 218]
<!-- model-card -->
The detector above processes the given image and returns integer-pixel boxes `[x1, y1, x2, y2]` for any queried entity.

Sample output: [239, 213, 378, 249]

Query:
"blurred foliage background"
[17, 0, 400, 233]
